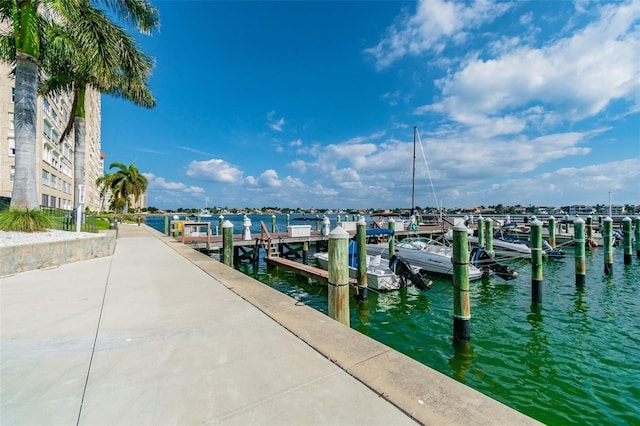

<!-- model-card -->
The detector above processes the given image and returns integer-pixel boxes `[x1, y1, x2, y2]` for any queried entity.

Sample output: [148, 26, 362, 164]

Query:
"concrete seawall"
[0, 230, 116, 276]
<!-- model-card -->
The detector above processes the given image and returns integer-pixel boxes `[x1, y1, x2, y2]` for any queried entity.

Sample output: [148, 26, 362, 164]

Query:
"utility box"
[288, 225, 311, 237]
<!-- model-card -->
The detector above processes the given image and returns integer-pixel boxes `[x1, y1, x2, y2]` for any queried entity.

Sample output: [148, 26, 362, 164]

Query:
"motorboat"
[366, 237, 485, 281]
[314, 241, 431, 291]
[444, 229, 531, 258]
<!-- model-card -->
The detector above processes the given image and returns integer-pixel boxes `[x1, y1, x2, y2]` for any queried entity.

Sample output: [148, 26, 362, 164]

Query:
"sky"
[100, 0, 640, 211]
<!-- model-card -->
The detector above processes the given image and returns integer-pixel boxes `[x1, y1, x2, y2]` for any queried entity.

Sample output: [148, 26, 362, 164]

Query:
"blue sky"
[101, 0, 640, 211]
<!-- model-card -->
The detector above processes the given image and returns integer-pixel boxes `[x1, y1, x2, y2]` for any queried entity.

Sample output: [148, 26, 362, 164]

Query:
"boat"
[314, 241, 432, 291]
[366, 237, 486, 281]
[444, 229, 532, 258]
[198, 198, 212, 218]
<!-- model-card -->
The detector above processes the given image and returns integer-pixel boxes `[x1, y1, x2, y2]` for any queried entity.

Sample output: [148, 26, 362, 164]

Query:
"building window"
[9, 112, 13, 130]
[42, 169, 50, 186]
[50, 196, 56, 208]
[51, 174, 57, 189]
[10, 166, 15, 181]
[42, 194, 48, 206]
[8, 138, 15, 156]
[11, 87, 15, 103]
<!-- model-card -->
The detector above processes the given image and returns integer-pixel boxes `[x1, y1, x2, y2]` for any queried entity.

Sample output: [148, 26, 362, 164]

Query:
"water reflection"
[449, 339, 477, 382]
[524, 305, 553, 378]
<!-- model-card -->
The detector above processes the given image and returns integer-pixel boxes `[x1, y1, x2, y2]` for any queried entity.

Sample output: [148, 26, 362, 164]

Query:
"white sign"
[78, 185, 85, 204]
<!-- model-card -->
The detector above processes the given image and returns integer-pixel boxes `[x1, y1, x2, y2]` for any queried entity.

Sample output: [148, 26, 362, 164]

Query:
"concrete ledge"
[144, 225, 540, 425]
[0, 230, 116, 276]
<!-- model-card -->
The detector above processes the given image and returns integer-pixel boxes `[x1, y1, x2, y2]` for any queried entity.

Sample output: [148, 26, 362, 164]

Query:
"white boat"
[313, 250, 429, 291]
[366, 237, 485, 281]
[198, 198, 212, 218]
[444, 229, 531, 258]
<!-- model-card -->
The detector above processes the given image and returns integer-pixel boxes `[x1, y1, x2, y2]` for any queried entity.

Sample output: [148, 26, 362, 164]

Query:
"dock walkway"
[1, 224, 539, 425]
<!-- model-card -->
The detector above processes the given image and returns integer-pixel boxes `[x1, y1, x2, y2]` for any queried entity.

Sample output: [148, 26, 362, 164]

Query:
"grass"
[0, 207, 54, 232]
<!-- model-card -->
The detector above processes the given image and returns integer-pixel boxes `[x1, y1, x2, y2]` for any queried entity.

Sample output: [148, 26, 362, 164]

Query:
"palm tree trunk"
[11, 52, 39, 209]
[73, 87, 86, 227]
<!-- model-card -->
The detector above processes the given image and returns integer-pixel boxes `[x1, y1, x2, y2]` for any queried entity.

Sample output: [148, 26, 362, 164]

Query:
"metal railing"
[40, 207, 98, 233]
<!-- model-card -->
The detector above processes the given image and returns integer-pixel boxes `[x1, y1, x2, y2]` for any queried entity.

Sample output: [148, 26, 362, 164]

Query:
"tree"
[106, 162, 147, 214]
[0, 0, 158, 210]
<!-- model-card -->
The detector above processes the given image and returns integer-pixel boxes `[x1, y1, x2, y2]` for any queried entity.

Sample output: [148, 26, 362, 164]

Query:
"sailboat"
[198, 198, 212, 218]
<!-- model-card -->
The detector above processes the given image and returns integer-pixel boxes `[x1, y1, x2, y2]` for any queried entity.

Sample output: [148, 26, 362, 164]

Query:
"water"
[146, 214, 640, 424]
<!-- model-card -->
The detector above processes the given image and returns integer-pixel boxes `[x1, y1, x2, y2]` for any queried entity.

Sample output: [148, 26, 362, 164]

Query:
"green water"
[238, 248, 640, 424]
[147, 215, 640, 424]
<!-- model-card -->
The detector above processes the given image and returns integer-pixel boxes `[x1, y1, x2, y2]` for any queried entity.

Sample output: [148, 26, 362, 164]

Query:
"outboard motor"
[389, 255, 432, 290]
[470, 248, 518, 281]
[542, 240, 565, 259]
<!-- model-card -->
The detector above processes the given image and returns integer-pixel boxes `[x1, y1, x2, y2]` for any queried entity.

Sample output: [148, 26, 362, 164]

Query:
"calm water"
[146, 214, 640, 424]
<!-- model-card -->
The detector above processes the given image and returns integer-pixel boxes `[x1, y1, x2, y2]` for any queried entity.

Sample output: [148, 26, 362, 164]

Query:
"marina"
[146, 213, 640, 424]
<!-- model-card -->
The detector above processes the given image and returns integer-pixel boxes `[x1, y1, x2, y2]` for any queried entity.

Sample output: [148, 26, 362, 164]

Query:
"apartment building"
[0, 62, 103, 212]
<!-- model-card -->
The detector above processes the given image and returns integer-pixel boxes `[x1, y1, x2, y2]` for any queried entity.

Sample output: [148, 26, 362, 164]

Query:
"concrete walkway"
[1, 224, 539, 425]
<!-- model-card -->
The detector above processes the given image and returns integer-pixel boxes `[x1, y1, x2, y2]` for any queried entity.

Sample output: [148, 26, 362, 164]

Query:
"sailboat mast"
[411, 126, 417, 216]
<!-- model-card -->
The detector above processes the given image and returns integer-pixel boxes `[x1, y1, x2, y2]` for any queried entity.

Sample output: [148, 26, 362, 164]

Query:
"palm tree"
[0, 0, 158, 210]
[95, 171, 112, 213]
[40, 3, 156, 220]
[106, 162, 147, 214]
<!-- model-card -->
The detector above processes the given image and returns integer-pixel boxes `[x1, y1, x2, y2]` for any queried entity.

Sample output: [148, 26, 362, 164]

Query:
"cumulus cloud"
[267, 111, 286, 131]
[186, 159, 243, 183]
[144, 173, 205, 194]
[365, 0, 513, 69]
[417, 1, 640, 129]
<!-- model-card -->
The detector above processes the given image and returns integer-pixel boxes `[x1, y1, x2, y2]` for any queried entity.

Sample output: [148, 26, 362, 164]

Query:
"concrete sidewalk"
[1, 224, 539, 425]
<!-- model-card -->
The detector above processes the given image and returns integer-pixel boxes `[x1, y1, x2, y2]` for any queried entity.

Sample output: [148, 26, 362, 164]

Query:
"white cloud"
[365, 0, 513, 69]
[144, 173, 205, 194]
[267, 110, 286, 131]
[419, 1, 640, 129]
[186, 159, 243, 183]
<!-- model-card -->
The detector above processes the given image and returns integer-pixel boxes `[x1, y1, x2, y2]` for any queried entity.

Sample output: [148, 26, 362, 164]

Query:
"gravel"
[0, 229, 105, 247]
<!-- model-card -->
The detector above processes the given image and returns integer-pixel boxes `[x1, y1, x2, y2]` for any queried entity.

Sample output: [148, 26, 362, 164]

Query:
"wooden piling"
[328, 226, 350, 326]
[222, 220, 233, 267]
[302, 241, 308, 263]
[388, 217, 396, 256]
[635, 217, 640, 258]
[271, 214, 276, 233]
[603, 216, 613, 274]
[452, 224, 471, 342]
[477, 215, 484, 249]
[164, 215, 169, 236]
[356, 218, 368, 301]
[622, 217, 632, 265]
[484, 218, 494, 256]
[586, 216, 594, 247]
[548, 216, 556, 248]
[218, 215, 224, 236]
[574, 217, 586, 286]
[530, 218, 543, 304]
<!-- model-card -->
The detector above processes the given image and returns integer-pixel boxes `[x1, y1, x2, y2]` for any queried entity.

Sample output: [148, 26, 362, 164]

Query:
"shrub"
[0, 207, 54, 232]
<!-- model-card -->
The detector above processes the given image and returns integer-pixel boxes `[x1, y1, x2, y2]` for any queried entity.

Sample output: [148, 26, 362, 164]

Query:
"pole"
[356, 217, 368, 301]
[164, 215, 169, 236]
[574, 217, 586, 286]
[218, 215, 224, 236]
[586, 215, 594, 247]
[452, 224, 471, 342]
[603, 216, 613, 274]
[388, 217, 396, 256]
[484, 218, 494, 256]
[477, 215, 484, 249]
[622, 217, 632, 265]
[328, 226, 350, 326]
[530, 218, 543, 304]
[548, 216, 556, 248]
[635, 216, 640, 258]
[271, 214, 276, 233]
[222, 220, 233, 267]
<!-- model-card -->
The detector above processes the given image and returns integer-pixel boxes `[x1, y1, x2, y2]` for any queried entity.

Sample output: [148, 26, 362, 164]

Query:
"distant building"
[568, 205, 596, 215]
